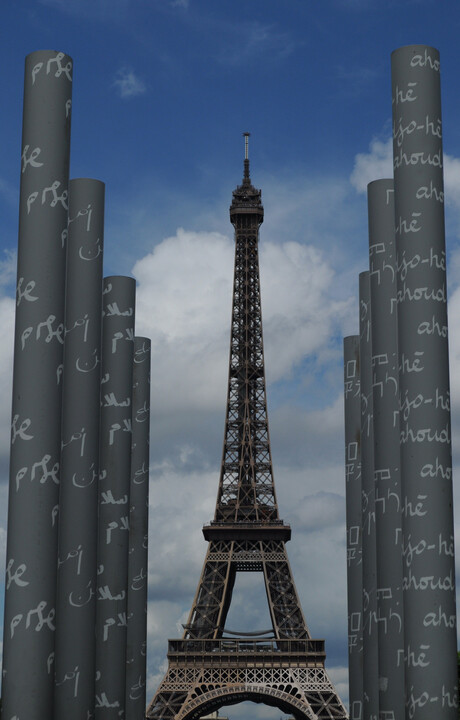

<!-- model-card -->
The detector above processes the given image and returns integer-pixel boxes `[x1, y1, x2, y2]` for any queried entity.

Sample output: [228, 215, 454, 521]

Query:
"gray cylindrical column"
[359, 271, 379, 720]
[126, 338, 151, 720]
[96, 276, 136, 719]
[392, 45, 457, 718]
[368, 180, 405, 719]
[54, 179, 105, 720]
[1, 50, 72, 720]
[343, 335, 363, 720]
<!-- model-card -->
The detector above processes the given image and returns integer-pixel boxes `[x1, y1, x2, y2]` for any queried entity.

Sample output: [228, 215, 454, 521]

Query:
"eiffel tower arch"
[146, 135, 348, 720]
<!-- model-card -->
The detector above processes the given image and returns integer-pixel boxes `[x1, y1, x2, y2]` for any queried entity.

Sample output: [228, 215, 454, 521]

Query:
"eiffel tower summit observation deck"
[146, 135, 348, 720]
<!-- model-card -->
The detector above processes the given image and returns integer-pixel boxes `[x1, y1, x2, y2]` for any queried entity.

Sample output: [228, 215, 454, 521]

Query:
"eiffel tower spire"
[146, 138, 348, 720]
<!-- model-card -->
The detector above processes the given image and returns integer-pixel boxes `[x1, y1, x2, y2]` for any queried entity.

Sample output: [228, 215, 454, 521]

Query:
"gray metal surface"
[96, 276, 136, 718]
[359, 271, 379, 720]
[54, 178, 105, 719]
[343, 335, 363, 720]
[391, 45, 457, 718]
[126, 337, 151, 720]
[1, 49, 73, 720]
[368, 179, 405, 719]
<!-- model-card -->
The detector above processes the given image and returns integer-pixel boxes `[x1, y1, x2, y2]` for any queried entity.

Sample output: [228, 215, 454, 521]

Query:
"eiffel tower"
[146, 135, 348, 720]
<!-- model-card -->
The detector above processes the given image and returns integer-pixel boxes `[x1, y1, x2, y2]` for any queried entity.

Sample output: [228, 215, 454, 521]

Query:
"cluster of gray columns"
[344, 45, 457, 719]
[1, 50, 151, 720]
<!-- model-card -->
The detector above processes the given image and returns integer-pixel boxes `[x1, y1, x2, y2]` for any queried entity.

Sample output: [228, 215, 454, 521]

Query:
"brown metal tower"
[146, 135, 348, 720]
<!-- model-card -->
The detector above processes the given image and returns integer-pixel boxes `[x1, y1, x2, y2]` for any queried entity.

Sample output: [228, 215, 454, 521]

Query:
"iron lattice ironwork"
[146, 137, 348, 720]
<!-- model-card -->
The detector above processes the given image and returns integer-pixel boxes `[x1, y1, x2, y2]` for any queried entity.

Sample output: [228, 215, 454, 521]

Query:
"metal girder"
[147, 665, 347, 720]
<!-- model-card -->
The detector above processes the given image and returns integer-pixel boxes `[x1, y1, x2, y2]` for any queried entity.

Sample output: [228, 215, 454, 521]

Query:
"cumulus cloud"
[133, 229, 233, 417]
[133, 228, 353, 416]
[350, 137, 393, 193]
[148, 463, 216, 601]
[350, 135, 460, 215]
[290, 490, 344, 533]
[128, 223, 353, 708]
[261, 242, 352, 381]
[0, 251, 16, 293]
[113, 68, 147, 99]
[445, 278, 460, 418]
[327, 666, 349, 708]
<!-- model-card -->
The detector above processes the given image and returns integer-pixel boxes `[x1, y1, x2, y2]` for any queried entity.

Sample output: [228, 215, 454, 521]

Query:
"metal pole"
[54, 178, 105, 719]
[95, 275, 136, 719]
[391, 44, 457, 718]
[343, 335, 363, 720]
[1, 49, 72, 720]
[359, 271, 379, 720]
[368, 179, 405, 720]
[126, 338, 151, 720]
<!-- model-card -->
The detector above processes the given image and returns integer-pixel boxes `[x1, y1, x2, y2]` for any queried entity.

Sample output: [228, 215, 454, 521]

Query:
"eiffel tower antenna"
[243, 132, 250, 181]
[146, 137, 348, 720]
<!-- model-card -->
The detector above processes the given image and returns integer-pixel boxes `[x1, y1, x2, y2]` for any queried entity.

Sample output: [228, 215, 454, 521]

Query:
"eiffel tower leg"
[262, 540, 309, 639]
[183, 541, 235, 639]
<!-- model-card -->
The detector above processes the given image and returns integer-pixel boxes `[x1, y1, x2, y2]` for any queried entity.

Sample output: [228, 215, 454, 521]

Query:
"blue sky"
[2, 0, 460, 714]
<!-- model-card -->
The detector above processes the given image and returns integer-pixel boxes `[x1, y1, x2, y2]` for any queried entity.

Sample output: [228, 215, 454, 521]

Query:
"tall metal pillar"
[54, 178, 105, 719]
[368, 179, 405, 719]
[359, 271, 379, 720]
[1, 50, 72, 720]
[126, 337, 151, 720]
[391, 44, 457, 718]
[95, 276, 136, 719]
[343, 335, 363, 720]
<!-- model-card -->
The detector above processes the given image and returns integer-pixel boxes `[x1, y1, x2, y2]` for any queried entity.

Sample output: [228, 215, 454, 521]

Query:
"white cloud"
[0, 251, 16, 292]
[350, 137, 393, 193]
[446, 278, 460, 414]
[327, 666, 349, 710]
[350, 136, 460, 215]
[133, 228, 353, 417]
[128, 220, 353, 707]
[113, 68, 147, 99]
[444, 155, 460, 240]
[133, 228, 232, 414]
[261, 242, 352, 382]
[148, 463, 216, 600]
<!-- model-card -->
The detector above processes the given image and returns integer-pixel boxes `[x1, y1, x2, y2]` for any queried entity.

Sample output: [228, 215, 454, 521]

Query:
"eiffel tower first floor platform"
[146, 637, 349, 720]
